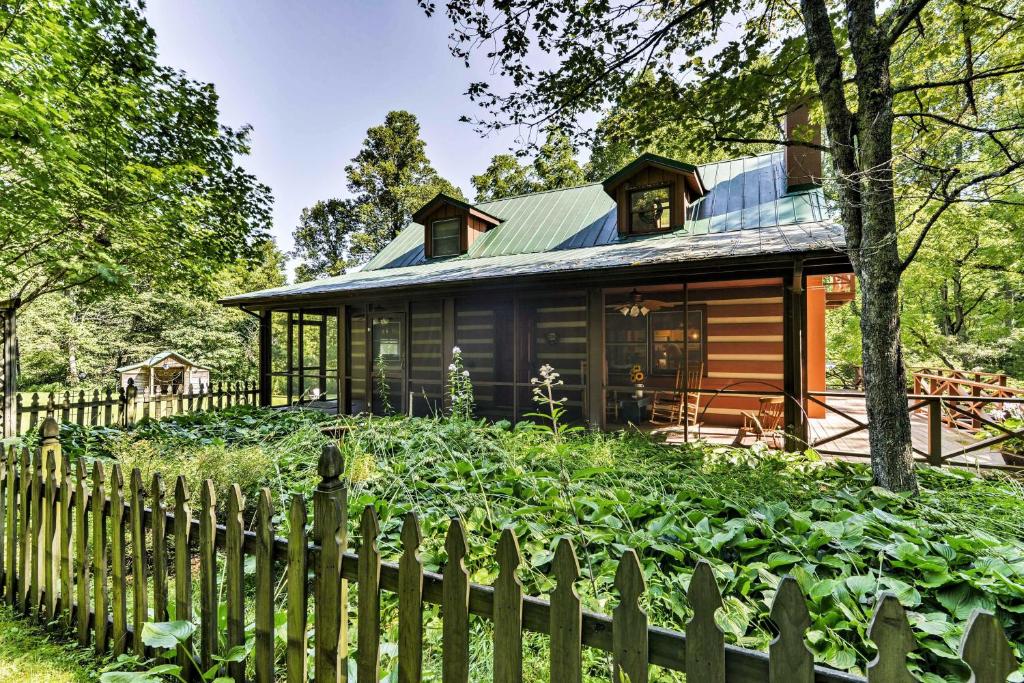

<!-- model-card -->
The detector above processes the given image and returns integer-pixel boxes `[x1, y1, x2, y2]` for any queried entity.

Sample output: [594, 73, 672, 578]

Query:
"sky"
[145, 0, 527, 276]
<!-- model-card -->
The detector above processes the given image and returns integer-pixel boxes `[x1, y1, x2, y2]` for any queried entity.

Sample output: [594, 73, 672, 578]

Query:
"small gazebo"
[117, 351, 210, 395]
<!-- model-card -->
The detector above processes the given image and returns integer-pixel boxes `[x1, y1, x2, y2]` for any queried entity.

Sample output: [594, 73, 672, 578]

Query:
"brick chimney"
[784, 104, 822, 191]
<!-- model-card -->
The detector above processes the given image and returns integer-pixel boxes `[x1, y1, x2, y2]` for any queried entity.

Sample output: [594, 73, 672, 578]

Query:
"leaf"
[100, 674, 160, 683]
[766, 551, 802, 569]
[140, 620, 196, 651]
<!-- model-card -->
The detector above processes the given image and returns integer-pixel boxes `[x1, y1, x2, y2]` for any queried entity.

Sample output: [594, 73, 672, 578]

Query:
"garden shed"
[116, 350, 210, 394]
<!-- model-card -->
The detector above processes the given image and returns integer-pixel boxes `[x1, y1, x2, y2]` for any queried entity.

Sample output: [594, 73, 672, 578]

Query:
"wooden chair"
[739, 397, 786, 447]
[649, 365, 703, 427]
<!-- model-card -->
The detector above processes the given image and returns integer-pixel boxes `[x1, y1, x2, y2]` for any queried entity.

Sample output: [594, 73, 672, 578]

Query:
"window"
[650, 309, 705, 375]
[431, 217, 461, 256]
[629, 186, 672, 233]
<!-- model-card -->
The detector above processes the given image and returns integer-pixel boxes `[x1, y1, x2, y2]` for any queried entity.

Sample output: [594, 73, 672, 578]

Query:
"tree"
[293, 111, 462, 279]
[472, 130, 585, 201]
[422, 0, 1024, 491]
[472, 154, 537, 202]
[0, 0, 272, 308]
[18, 240, 286, 390]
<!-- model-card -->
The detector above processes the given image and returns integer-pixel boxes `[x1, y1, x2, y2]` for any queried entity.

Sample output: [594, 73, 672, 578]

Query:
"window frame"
[648, 306, 707, 377]
[430, 216, 462, 257]
[628, 184, 674, 234]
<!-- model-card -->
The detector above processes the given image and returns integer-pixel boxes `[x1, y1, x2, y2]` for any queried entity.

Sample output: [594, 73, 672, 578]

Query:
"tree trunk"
[801, 0, 918, 491]
[846, 0, 918, 492]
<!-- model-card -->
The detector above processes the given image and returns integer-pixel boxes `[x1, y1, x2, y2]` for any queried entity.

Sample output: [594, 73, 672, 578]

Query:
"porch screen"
[455, 296, 514, 421]
[409, 301, 443, 416]
[516, 294, 587, 423]
[347, 313, 368, 414]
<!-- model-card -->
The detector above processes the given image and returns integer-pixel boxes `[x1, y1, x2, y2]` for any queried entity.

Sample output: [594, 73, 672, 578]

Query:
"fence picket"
[959, 610, 1018, 683]
[685, 560, 725, 682]
[358, 505, 381, 683]
[4, 449, 15, 606]
[110, 464, 128, 655]
[199, 479, 218, 675]
[550, 537, 582, 683]
[255, 489, 274, 683]
[17, 450, 30, 612]
[613, 549, 648, 683]
[43, 451, 57, 618]
[286, 495, 308, 683]
[226, 484, 245, 682]
[151, 474, 168, 622]
[129, 468, 147, 654]
[59, 456, 72, 621]
[398, 512, 423, 683]
[313, 444, 347, 683]
[866, 594, 915, 682]
[442, 517, 470, 683]
[29, 449, 42, 616]
[75, 459, 90, 646]
[92, 460, 108, 653]
[493, 527, 523, 683]
[173, 477, 193, 676]
[769, 576, 813, 683]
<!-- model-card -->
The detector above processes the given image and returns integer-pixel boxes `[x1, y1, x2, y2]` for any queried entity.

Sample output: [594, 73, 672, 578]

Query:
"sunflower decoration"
[629, 364, 645, 384]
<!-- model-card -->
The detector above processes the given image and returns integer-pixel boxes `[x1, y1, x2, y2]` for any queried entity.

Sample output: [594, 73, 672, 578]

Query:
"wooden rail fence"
[6, 380, 259, 436]
[912, 369, 1024, 433]
[0, 425, 1018, 682]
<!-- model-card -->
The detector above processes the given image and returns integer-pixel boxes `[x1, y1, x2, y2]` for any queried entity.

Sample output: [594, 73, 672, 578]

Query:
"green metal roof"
[222, 152, 843, 305]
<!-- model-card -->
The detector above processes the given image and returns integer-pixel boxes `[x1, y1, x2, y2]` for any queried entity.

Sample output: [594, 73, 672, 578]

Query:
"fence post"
[39, 418, 61, 485]
[313, 444, 347, 683]
[928, 397, 943, 466]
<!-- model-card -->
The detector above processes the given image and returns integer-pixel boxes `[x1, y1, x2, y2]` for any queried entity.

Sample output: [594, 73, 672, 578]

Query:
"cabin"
[222, 114, 854, 443]
[116, 351, 211, 395]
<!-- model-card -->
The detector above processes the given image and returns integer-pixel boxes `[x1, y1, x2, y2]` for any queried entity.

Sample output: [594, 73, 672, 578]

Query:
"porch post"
[585, 288, 605, 430]
[783, 260, 809, 450]
[337, 304, 350, 415]
[258, 310, 272, 407]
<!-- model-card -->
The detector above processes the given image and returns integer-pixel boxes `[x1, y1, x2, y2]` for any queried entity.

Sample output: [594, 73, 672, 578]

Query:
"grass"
[0, 605, 97, 682]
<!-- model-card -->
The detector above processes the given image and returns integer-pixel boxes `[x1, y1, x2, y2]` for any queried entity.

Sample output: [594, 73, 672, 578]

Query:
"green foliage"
[471, 129, 585, 201]
[17, 241, 286, 391]
[0, 0, 272, 307]
[0, 603, 96, 681]
[101, 620, 247, 683]
[54, 407, 1024, 676]
[375, 350, 393, 415]
[292, 111, 463, 279]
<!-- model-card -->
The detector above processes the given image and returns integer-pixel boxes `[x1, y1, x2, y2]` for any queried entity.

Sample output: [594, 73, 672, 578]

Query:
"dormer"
[602, 154, 706, 237]
[413, 193, 502, 258]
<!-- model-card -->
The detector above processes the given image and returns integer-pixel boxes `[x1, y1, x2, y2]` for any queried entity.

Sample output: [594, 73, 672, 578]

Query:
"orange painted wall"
[805, 276, 827, 418]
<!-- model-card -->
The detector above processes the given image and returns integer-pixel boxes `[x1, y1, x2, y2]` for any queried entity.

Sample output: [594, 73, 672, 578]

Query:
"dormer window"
[630, 186, 672, 233]
[602, 153, 706, 237]
[413, 193, 503, 258]
[431, 217, 461, 257]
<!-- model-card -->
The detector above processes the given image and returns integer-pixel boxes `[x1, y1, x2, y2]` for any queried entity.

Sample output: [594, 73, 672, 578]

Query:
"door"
[371, 313, 405, 414]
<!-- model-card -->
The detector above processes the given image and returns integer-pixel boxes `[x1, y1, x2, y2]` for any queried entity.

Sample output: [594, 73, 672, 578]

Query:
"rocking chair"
[649, 365, 703, 427]
[739, 396, 786, 447]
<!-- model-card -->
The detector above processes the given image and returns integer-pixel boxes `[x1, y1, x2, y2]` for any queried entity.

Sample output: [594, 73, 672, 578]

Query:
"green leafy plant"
[447, 346, 474, 421]
[526, 364, 583, 444]
[375, 350, 394, 415]
[99, 621, 249, 683]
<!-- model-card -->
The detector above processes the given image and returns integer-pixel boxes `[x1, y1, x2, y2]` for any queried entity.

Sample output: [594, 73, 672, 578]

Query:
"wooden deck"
[658, 394, 1008, 468]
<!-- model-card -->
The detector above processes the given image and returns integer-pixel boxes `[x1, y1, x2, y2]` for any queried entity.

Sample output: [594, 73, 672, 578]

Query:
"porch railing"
[2, 433, 1020, 681]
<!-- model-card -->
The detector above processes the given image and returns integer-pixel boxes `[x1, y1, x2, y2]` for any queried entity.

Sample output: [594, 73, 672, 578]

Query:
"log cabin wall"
[688, 278, 786, 427]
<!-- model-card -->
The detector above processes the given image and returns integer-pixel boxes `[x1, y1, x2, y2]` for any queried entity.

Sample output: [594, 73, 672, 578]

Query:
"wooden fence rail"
[912, 370, 1024, 433]
[4, 380, 259, 436]
[0, 428, 1018, 682]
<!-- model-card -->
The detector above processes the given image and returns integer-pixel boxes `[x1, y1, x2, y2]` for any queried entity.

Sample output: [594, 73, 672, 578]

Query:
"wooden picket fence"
[0, 427, 1019, 682]
[7, 380, 259, 436]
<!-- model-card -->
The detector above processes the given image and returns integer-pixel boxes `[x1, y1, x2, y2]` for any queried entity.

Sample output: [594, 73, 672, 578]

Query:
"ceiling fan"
[616, 289, 680, 317]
